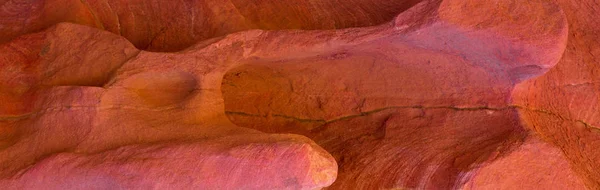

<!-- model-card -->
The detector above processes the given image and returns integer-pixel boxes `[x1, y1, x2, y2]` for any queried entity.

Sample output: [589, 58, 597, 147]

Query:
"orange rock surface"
[0, 0, 598, 189]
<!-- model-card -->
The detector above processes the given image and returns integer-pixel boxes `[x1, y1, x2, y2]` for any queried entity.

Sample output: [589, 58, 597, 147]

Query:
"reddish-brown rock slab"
[1, 0, 594, 189]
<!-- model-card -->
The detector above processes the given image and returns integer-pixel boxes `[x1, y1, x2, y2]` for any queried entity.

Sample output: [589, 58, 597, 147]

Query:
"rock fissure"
[104, 1, 121, 36]
[226, 105, 514, 124]
[78, 0, 104, 30]
[7, 104, 599, 133]
[227, 104, 600, 132]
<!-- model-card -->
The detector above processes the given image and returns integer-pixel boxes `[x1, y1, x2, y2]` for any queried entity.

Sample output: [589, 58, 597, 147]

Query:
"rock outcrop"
[0, 0, 598, 189]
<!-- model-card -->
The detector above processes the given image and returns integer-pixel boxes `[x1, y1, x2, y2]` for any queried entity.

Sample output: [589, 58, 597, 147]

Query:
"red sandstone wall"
[0, 0, 597, 189]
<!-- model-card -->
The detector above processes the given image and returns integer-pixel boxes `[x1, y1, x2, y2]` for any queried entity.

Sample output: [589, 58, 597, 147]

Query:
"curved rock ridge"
[0, 23, 338, 189]
[0, 0, 598, 189]
[2, 135, 337, 190]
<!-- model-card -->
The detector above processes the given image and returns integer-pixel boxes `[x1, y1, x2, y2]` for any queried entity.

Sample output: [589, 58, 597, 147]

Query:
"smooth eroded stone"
[1, 0, 598, 189]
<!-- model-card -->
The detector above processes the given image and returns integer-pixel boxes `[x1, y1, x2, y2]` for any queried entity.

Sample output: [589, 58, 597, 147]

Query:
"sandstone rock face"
[0, 0, 597, 189]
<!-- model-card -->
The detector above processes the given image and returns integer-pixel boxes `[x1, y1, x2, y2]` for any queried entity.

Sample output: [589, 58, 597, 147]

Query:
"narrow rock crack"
[226, 104, 600, 131]
[2, 104, 599, 132]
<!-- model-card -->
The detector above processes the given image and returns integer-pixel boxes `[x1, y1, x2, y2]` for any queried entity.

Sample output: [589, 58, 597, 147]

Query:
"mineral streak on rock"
[0, 0, 597, 189]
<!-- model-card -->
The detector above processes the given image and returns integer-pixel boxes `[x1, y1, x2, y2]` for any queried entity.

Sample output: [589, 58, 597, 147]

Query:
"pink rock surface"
[3, 135, 335, 189]
[463, 136, 586, 189]
[0, 0, 598, 189]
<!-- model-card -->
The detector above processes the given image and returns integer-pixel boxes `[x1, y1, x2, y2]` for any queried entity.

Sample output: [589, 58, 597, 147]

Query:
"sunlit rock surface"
[0, 0, 597, 189]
